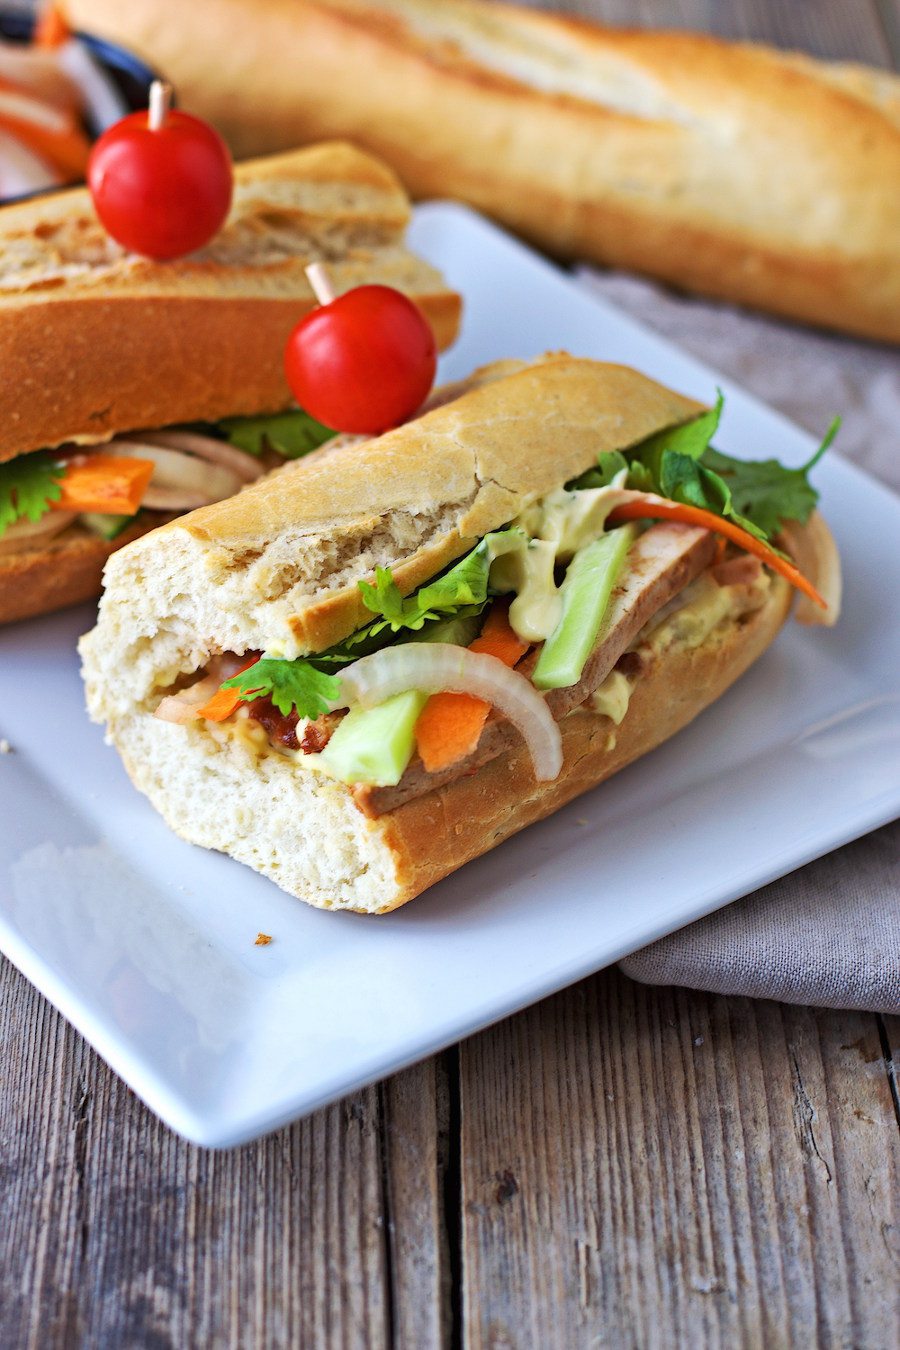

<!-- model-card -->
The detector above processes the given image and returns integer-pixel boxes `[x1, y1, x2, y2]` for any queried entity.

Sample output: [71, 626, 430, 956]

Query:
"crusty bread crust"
[0, 517, 168, 625]
[67, 0, 900, 342]
[99, 574, 792, 914]
[379, 576, 792, 910]
[80, 357, 704, 718]
[0, 140, 460, 463]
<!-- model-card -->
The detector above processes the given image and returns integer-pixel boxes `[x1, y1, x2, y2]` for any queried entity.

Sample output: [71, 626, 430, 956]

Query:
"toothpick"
[305, 262, 336, 306]
[148, 80, 172, 131]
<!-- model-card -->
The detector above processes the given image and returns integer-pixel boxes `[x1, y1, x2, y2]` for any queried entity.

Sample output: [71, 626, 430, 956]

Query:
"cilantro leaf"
[0, 452, 65, 538]
[219, 409, 336, 460]
[221, 658, 340, 719]
[359, 530, 524, 634]
[701, 418, 838, 536]
[658, 450, 769, 542]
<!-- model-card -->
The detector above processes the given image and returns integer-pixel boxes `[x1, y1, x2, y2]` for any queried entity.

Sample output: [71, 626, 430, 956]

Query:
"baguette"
[0, 141, 459, 462]
[81, 356, 818, 914]
[67, 0, 900, 342]
[0, 140, 460, 623]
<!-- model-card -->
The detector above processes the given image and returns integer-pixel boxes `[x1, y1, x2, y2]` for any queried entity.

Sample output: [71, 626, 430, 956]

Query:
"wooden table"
[2, 3, 898, 1346]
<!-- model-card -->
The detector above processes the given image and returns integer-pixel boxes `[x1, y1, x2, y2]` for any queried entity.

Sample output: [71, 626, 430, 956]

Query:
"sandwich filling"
[0, 408, 340, 558]
[149, 395, 837, 809]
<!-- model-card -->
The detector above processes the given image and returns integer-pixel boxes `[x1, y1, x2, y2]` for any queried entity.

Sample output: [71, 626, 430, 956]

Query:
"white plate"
[2, 204, 898, 1147]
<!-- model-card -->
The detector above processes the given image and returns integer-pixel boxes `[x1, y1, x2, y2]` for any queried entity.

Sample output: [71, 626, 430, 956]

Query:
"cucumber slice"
[532, 525, 637, 690]
[321, 690, 427, 787]
[80, 512, 138, 541]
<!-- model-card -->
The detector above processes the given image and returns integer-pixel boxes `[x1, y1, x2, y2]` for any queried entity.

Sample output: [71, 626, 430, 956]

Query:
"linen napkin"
[575, 269, 900, 1014]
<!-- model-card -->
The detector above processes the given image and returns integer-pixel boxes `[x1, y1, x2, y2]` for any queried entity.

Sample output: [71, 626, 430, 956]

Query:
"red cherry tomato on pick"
[88, 100, 232, 260]
[284, 285, 437, 434]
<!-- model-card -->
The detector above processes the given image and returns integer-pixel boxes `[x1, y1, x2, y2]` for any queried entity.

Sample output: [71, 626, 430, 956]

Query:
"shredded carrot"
[607, 498, 826, 609]
[414, 603, 529, 774]
[52, 455, 154, 515]
[33, 5, 71, 48]
[0, 107, 90, 178]
[196, 658, 259, 723]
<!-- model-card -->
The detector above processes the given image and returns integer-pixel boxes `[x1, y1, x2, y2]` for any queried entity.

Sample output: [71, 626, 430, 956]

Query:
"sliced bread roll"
[0, 139, 460, 463]
[81, 356, 796, 913]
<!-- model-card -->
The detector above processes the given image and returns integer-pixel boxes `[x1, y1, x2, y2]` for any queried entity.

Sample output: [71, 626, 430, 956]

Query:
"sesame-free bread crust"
[80, 357, 704, 721]
[0, 517, 166, 626]
[96, 574, 792, 914]
[0, 140, 460, 464]
[67, 0, 900, 342]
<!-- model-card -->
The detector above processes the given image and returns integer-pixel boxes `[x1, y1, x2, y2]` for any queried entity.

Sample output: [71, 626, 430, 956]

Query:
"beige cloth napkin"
[576, 269, 900, 1014]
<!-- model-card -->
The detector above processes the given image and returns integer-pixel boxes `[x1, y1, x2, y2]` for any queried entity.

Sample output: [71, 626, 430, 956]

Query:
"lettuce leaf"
[358, 529, 524, 635]
[219, 409, 336, 459]
[634, 392, 723, 479]
[220, 658, 339, 719]
[0, 451, 64, 538]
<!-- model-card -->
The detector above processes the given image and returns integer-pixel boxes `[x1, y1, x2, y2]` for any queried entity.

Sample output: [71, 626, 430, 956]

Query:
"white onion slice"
[140, 484, 218, 512]
[0, 510, 76, 556]
[336, 644, 563, 781]
[110, 441, 242, 505]
[153, 675, 220, 724]
[135, 430, 264, 483]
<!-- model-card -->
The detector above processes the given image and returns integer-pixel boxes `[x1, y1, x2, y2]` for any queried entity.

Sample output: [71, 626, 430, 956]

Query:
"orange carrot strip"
[415, 604, 529, 774]
[52, 455, 154, 514]
[196, 659, 259, 723]
[34, 6, 71, 48]
[607, 499, 826, 609]
[0, 108, 90, 177]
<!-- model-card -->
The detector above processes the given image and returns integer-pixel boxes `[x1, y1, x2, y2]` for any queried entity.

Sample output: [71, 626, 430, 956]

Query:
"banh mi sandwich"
[81, 356, 841, 915]
[0, 140, 460, 624]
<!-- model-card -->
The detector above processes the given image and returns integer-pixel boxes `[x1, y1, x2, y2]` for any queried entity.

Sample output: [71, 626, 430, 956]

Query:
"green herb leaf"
[219, 409, 336, 460]
[567, 450, 629, 491]
[221, 658, 340, 719]
[658, 450, 770, 542]
[0, 451, 65, 538]
[634, 391, 723, 478]
[359, 530, 524, 635]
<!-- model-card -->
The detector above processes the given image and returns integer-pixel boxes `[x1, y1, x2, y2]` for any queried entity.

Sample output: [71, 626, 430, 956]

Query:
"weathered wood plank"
[382, 1060, 450, 1349]
[459, 968, 899, 1348]
[0, 955, 446, 1349]
[511, 0, 894, 65]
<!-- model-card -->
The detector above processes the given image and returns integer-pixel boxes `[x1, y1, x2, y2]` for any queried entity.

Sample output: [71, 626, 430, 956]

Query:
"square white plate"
[2, 204, 898, 1147]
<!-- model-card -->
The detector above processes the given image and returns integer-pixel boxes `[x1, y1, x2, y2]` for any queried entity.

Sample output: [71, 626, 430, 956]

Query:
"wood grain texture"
[0, 956, 451, 1349]
[460, 971, 900, 1349]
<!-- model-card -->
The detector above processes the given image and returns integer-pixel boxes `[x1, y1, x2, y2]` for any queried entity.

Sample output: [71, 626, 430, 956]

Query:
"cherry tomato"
[284, 285, 437, 434]
[88, 105, 232, 260]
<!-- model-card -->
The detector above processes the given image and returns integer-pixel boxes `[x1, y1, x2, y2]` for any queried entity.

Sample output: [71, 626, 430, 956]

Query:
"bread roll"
[0, 140, 460, 623]
[81, 356, 800, 913]
[67, 0, 900, 342]
[0, 140, 459, 464]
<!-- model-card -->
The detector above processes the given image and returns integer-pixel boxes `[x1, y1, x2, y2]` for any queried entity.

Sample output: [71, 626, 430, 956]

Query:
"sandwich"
[67, 0, 900, 343]
[0, 140, 460, 623]
[80, 355, 840, 914]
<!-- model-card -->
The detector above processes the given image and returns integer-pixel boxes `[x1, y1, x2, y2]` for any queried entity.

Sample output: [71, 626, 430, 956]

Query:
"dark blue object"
[0, 4, 159, 201]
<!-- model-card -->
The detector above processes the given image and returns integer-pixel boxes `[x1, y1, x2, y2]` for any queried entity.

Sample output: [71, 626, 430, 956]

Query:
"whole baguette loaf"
[0, 139, 460, 463]
[81, 356, 799, 913]
[67, 0, 900, 342]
